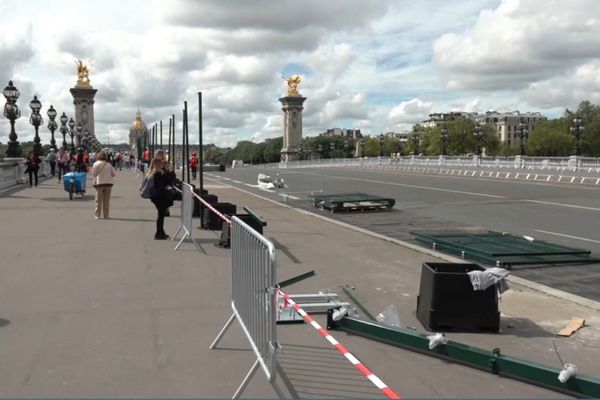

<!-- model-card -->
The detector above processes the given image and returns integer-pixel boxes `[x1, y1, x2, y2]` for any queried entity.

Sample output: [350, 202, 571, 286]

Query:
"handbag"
[139, 175, 156, 199]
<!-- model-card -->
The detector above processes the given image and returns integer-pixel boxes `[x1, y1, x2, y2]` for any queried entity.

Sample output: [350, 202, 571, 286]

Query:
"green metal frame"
[277, 270, 315, 289]
[412, 230, 600, 267]
[242, 206, 267, 227]
[327, 313, 600, 398]
[311, 192, 395, 212]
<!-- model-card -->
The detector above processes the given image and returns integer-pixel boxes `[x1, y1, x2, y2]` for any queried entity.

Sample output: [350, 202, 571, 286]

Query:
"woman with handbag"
[92, 150, 117, 219]
[25, 151, 42, 187]
[147, 157, 175, 239]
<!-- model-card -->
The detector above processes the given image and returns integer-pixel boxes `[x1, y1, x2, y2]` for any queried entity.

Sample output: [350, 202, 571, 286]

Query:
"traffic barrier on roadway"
[210, 216, 284, 399]
[277, 289, 400, 399]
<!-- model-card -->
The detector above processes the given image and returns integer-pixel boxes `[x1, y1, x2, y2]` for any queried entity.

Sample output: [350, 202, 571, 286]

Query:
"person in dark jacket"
[147, 157, 175, 239]
[25, 151, 42, 187]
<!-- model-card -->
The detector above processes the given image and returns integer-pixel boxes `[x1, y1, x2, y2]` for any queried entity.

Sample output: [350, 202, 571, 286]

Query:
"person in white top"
[92, 150, 117, 219]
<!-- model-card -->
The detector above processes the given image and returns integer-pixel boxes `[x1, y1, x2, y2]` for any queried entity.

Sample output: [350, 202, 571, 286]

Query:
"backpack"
[139, 175, 156, 199]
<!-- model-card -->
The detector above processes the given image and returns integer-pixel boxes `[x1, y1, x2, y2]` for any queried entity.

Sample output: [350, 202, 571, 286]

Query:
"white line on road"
[279, 193, 301, 200]
[315, 173, 506, 199]
[524, 199, 600, 212]
[534, 230, 600, 244]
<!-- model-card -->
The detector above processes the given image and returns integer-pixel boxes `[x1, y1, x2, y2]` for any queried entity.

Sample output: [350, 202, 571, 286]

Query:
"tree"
[565, 101, 600, 156]
[526, 118, 573, 156]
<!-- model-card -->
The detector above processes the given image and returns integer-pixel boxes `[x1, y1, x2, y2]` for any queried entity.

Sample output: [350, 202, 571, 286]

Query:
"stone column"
[70, 86, 98, 149]
[279, 95, 306, 163]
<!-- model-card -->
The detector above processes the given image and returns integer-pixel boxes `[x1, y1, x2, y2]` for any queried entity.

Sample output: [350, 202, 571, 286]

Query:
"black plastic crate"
[218, 214, 265, 248]
[416, 262, 499, 333]
[203, 202, 236, 230]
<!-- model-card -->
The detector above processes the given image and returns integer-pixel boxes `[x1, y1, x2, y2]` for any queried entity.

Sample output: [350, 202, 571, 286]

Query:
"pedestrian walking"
[46, 149, 57, 177]
[92, 150, 117, 219]
[57, 147, 69, 181]
[25, 151, 41, 187]
[146, 157, 175, 239]
[189, 152, 199, 180]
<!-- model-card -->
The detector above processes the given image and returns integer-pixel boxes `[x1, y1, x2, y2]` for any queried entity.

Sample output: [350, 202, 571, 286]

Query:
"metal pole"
[171, 114, 176, 171]
[181, 106, 186, 182]
[160, 120, 163, 149]
[199, 92, 203, 193]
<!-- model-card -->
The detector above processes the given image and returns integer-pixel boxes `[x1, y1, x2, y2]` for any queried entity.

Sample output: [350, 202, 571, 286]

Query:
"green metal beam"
[341, 287, 376, 322]
[277, 270, 315, 289]
[327, 313, 600, 398]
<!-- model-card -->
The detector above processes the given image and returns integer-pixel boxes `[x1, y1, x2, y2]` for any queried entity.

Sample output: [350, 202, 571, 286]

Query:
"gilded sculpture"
[284, 74, 302, 96]
[75, 59, 91, 87]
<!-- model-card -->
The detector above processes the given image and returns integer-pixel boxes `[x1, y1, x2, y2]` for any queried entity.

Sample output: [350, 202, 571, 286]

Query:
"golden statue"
[284, 75, 302, 96]
[75, 59, 91, 87]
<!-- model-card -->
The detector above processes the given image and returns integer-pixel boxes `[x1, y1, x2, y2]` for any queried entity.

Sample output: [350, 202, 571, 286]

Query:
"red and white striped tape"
[277, 289, 400, 399]
[190, 189, 232, 225]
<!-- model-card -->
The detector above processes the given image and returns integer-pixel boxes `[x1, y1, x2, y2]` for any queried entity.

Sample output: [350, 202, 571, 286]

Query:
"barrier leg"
[174, 231, 189, 251]
[171, 225, 183, 241]
[209, 312, 236, 349]
[232, 358, 260, 399]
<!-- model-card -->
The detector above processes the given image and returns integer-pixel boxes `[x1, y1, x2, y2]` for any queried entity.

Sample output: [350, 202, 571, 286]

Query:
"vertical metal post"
[168, 117, 172, 167]
[198, 92, 204, 228]
[171, 113, 176, 171]
[160, 120, 163, 149]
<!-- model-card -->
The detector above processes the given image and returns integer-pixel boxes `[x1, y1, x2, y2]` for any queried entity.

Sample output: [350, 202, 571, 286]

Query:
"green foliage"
[301, 135, 356, 159]
[564, 101, 600, 156]
[526, 118, 573, 156]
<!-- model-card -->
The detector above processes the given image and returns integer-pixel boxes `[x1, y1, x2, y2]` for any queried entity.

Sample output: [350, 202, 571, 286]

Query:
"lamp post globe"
[68, 117, 76, 154]
[440, 127, 448, 156]
[570, 118, 584, 156]
[29, 95, 44, 155]
[59, 112, 68, 148]
[47, 105, 58, 150]
[3, 80, 22, 157]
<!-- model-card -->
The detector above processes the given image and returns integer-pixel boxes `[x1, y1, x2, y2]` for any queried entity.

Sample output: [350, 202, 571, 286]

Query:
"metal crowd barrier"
[209, 216, 283, 399]
[172, 182, 201, 251]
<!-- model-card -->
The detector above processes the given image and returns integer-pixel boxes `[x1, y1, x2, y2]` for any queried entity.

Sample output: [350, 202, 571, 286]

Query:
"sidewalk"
[0, 170, 598, 398]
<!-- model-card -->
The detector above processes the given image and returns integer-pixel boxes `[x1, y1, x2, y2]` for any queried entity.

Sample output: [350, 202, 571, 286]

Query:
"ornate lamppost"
[29, 95, 43, 155]
[518, 121, 528, 156]
[47, 105, 58, 150]
[411, 128, 420, 155]
[474, 123, 483, 157]
[330, 141, 335, 158]
[318, 144, 323, 159]
[68, 117, 76, 154]
[440, 126, 448, 156]
[570, 117, 584, 156]
[379, 134, 385, 157]
[3, 80, 22, 157]
[59, 112, 68, 148]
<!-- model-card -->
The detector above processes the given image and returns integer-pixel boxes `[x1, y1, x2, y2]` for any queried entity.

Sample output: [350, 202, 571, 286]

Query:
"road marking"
[534, 230, 600, 244]
[313, 173, 506, 199]
[279, 193, 300, 200]
[524, 199, 600, 212]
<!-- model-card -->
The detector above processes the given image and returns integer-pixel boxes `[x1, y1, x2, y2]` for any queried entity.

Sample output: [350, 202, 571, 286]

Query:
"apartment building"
[320, 128, 363, 139]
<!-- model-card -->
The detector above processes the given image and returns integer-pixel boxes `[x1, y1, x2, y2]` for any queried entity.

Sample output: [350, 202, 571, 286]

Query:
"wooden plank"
[558, 317, 585, 337]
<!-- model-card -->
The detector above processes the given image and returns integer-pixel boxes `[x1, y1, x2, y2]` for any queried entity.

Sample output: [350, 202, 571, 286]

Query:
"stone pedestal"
[279, 95, 306, 163]
[70, 86, 98, 150]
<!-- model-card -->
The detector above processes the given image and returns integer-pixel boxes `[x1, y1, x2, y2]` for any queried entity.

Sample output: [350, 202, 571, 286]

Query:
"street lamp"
[318, 144, 323, 159]
[473, 123, 483, 157]
[68, 117, 76, 154]
[29, 95, 43, 155]
[47, 105, 58, 150]
[570, 118, 584, 156]
[518, 121, 528, 156]
[440, 127, 448, 156]
[411, 128, 420, 155]
[3, 80, 22, 157]
[330, 141, 335, 158]
[379, 134, 385, 157]
[59, 112, 68, 148]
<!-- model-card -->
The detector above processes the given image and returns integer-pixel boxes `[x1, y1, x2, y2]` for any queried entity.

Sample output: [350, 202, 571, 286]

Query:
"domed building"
[129, 110, 148, 156]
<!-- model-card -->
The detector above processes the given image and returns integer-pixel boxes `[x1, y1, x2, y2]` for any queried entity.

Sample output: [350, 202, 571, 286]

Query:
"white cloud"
[433, 0, 600, 91]
[388, 98, 432, 124]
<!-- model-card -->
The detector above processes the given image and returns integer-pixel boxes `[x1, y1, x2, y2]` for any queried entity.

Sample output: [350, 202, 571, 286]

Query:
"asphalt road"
[205, 166, 600, 301]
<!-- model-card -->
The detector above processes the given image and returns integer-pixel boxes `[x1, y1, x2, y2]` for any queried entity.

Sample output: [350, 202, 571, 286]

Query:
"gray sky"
[2, 0, 600, 147]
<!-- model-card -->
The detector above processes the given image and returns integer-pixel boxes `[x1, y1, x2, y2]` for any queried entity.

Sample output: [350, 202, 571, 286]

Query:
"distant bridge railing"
[276, 155, 600, 174]
[0, 158, 52, 191]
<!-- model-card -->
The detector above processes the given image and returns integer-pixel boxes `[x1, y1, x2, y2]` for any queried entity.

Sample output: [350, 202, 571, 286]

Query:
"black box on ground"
[218, 213, 265, 248]
[199, 194, 218, 224]
[416, 262, 499, 333]
[203, 202, 236, 230]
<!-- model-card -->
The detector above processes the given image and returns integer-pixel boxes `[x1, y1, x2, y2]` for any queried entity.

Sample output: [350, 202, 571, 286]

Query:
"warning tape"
[190, 188, 232, 225]
[277, 289, 400, 399]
